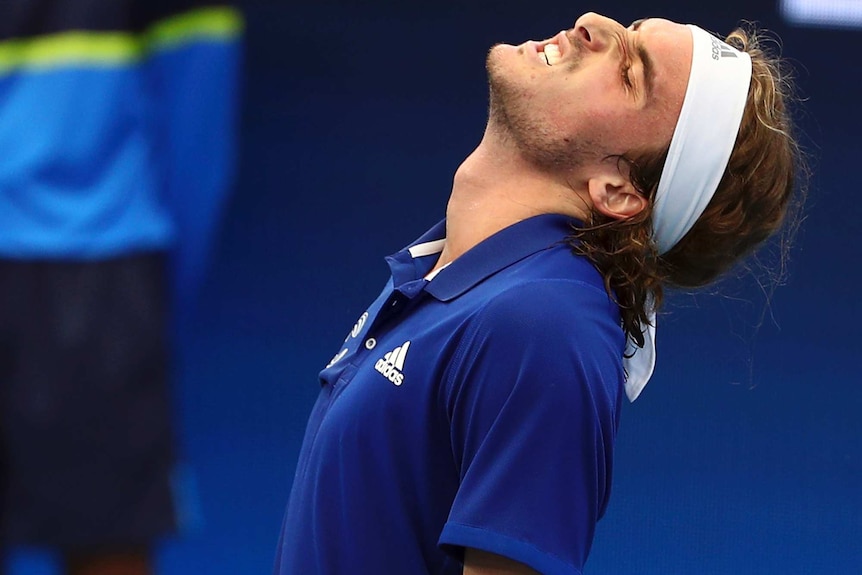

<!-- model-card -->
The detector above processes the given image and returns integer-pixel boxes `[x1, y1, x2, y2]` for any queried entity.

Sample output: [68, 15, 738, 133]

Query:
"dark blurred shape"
[0, 1, 242, 574]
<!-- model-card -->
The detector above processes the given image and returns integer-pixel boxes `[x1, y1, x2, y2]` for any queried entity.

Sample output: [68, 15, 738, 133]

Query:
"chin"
[485, 43, 506, 75]
[487, 41, 525, 65]
[486, 44, 522, 97]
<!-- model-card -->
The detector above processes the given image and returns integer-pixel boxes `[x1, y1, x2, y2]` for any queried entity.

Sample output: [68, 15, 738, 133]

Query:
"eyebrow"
[636, 42, 656, 103]
[630, 19, 656, 103]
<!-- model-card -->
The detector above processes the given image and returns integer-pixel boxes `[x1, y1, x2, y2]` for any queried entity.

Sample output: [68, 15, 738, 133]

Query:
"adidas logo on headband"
[711, 36, 738, 60]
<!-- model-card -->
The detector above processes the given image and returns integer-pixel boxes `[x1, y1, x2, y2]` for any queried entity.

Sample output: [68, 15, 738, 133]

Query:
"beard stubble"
[484, 43, 601, 172]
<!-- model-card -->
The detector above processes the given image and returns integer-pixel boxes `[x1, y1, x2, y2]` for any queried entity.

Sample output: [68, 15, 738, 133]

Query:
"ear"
[587, 172, 647, 221]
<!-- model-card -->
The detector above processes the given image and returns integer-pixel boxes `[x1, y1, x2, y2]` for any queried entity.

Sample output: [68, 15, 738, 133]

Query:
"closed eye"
[621, 62, 633, 88]
[615, 31, 635, 90]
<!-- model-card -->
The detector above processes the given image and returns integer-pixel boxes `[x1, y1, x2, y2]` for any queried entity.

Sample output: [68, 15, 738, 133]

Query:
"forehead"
[636, 18, 693, 139]
[639, 19, 692, 64]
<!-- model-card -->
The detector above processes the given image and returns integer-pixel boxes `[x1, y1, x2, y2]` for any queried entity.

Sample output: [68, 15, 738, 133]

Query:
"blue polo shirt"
[275, 214, 625, 575]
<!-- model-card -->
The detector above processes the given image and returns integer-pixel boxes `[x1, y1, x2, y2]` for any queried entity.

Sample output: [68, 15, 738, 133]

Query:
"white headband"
[652, 25, 752, 255]
[623, 25, 752, 402]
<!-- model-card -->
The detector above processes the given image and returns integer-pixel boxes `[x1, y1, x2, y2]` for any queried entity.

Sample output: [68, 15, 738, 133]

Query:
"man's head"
[486, 12, 804, 345]
[485, 14, 690, 200]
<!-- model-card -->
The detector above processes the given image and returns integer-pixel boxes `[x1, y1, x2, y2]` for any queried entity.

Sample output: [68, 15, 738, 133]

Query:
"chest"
[315, 288, 467, 442]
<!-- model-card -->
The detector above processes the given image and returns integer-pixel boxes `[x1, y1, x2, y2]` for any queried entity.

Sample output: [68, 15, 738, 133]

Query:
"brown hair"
[570, 24, 806, 348]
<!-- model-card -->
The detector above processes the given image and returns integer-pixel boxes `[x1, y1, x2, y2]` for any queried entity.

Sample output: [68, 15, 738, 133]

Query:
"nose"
[572, 12, 621, 53]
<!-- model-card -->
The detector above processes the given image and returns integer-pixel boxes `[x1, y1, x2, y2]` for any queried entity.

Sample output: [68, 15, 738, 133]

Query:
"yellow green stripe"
[146, 6, 244, 52]
[0, 33, 141, 73]
[0, 6, 243, 75]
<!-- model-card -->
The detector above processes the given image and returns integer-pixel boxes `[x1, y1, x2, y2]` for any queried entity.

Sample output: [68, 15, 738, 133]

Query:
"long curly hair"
[570, 24, 806, 348]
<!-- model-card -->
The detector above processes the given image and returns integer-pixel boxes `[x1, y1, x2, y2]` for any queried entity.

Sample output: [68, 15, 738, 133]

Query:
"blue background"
[12, 0, 862, 573]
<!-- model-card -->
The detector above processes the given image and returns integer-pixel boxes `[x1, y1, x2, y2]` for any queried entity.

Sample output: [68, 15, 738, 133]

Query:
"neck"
[433, 127, 592, 271]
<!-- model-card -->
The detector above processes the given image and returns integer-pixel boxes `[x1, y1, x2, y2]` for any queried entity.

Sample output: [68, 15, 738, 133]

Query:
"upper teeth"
[543, 44, 561, 66]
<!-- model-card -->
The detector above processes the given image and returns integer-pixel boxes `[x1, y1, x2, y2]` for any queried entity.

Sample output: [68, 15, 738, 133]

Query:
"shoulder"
[443, 275, 625, 414]
[476, 241, 617, 330]
[468, 276, 621, 352]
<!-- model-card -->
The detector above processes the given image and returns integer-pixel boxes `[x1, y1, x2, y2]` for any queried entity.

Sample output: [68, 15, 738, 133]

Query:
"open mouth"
[539, 42, 561, 66]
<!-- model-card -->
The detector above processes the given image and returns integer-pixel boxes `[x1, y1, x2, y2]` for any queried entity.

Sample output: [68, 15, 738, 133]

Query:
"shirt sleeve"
[438, 279, 624, 575]
[146, 3, 244, 314]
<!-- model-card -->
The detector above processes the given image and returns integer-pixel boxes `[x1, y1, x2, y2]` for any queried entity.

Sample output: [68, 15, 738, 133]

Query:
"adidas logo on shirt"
[374, 341, 410, 386]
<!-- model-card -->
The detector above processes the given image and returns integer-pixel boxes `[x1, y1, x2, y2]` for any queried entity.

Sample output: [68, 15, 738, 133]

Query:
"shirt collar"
[392, 213, 581, 302]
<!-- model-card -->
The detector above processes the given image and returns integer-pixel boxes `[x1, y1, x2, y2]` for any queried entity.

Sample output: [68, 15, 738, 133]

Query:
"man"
[0, 2, 242, 574]
[275, 12, 800, 575]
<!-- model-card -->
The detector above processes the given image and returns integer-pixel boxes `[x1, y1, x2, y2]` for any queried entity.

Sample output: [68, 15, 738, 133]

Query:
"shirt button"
[365, 338, 377, 350]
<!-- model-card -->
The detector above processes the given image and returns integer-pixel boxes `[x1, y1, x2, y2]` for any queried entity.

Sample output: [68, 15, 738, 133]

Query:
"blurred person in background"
[0, 1, 242, 574]
[274, 12, 803, 575]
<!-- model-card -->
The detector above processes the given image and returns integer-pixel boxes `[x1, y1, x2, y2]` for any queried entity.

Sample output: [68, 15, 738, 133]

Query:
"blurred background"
[4, 0, 860, 573]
